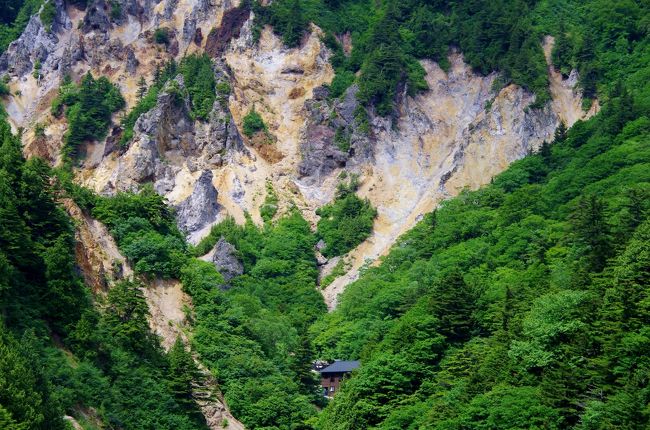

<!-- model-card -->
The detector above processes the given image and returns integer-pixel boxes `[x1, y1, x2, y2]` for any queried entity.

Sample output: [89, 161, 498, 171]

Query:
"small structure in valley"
[318, 360, 360, 398]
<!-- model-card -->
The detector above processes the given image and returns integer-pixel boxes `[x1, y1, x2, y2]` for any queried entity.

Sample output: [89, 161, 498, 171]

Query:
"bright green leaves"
[102, 280, 157, 354]
[51, 73, 125, 160]
[185, 210, 325, 429]
[93, 185, 186, 278]
[509, 290, 591, 370]
[316, 178, 377, 258]
[242, 107, 267, 138]
[179, 54, 217, 121]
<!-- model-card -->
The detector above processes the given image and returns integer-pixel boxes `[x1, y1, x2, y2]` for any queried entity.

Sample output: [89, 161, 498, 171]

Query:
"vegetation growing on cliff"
[179, 54, 217, 120]
[119, 59, 178, 146]
[316, 176, 376, 257]
[119, 55, 217, 147]
[51, 73, 125, 160]
[0, 0, 43, 53]
[256, 0, 548, 114]
[258, 0, 649, 117]
[242, 107, 267, 137]
[0, 119, 207, 429]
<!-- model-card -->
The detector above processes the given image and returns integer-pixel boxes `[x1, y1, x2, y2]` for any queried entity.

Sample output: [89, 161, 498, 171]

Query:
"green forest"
[0, 0, 649, 428]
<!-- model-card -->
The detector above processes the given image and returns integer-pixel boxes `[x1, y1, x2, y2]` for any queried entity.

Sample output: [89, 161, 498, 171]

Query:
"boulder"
[211, 237, 244, 285]
[176, 170, 220, 236]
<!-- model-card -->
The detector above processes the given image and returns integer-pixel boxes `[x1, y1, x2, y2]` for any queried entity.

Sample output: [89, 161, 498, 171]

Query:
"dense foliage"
[84, 183, 328, 429]
[242, 107, 267, 137]
[546, 0, 649, 103]
[311, 68, 650, 429]
[0, 118, 207, 429]
[0, 0, 42, 53]
[92, 185, 188, 278]
[256, 0, 549, 114]
[186, 212, 327, 428]
[1, 0, 649, 428]
[316, 178, 376, 257]
[51, 73, 125, 159]
[179, 54, 217, 120]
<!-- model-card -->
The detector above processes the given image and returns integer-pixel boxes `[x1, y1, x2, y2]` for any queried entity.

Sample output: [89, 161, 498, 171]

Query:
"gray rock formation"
[0, 0, 68, 77]
[175, 170, 220, 236]
[83, 0, 112, 33]
[136, 77, 194, 153]
[298, 84, 372, 182]
[210, 237, 243, 285]
[125, 46, 139, 74]
[103, 63, 243, 196]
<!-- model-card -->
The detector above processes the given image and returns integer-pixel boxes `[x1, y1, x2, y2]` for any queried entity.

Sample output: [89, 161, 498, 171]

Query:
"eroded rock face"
[100, 77, 193, 193]
[298, 84, 373, 183]
[2, 0, 595, 316]
[0, 0, 67, 77]
[77, 57, 244, 209]
[83, 0, 112, 33]
[175, 170, 220, 236]
[210, 237, 243, 285]
[204, 3, 251, 57]
[320, 53, 595, 309]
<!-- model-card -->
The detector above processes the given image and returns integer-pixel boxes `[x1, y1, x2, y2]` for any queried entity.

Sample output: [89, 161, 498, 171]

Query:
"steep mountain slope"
[0, 0, 647, 428]
[1, 0, 593, 308]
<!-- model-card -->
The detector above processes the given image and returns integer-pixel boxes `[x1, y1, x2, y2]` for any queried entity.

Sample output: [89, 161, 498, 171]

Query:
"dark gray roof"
[319, 360, 360, 374]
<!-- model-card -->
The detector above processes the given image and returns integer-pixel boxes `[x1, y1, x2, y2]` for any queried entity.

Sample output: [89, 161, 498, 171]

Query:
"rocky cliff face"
[1, 0, 597, 300]
[1, 1, 598, 420]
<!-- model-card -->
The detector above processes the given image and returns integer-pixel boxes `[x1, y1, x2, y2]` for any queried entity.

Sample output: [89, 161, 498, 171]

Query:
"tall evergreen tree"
[570, 195, 612, 272]
[167, 337, 199, 412]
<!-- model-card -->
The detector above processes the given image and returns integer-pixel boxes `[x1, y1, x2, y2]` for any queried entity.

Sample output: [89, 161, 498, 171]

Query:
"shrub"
[316, 179, 377, 257]
[32, 59, 42, 80]
[34, 122, 45, 137]
[260, 182, 279, 223]
[179, 54, 216, 120]
[154, 27, 169, 45]
[334, 127, 351, 152]
[51, 73, 125, 159]
[110, 1, 121, 20]
[328, 70, 355, 99]
[242, 108, 266, 137]
[40, 0, 56, 32]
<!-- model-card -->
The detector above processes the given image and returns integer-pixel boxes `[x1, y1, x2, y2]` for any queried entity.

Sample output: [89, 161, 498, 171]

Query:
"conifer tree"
[167, 337, 199, 411]
[570, 195, 612, 272]
[136, 76, 148, 100]
[552, 20, 573, 76]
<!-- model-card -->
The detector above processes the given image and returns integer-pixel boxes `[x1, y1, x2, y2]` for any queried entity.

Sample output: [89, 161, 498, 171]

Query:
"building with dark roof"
[318, 360, 360, 398]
